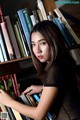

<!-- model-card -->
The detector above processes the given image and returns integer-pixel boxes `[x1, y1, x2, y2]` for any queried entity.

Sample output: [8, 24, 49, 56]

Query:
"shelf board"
[0, 56, 31, 65]
[0, 56, 34, 76]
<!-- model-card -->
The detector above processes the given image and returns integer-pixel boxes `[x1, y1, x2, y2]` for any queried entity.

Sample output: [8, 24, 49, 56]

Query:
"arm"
[0, 87, 58, 120]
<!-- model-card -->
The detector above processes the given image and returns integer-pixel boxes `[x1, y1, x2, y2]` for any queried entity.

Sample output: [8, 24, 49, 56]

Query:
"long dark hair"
[30, 20, 75, 79]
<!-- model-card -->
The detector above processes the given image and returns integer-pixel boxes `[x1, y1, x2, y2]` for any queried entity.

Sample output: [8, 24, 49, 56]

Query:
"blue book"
[0, 30, 8, 61]
[60, 23, 77, 47]
[54, 18, 72, 48]
[33, 94, 53, 120]
[22, 8, 33, 32]
[17, 9, 30, 51]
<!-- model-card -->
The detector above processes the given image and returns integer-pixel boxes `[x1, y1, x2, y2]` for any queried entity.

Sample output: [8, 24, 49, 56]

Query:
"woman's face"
[31, 32, 51, 63]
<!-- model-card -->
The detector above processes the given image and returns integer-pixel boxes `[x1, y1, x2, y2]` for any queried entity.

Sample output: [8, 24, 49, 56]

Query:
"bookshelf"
[0, 1, 80, 120]
[0, 0, 80, 83]
[0, 0, 80, 84]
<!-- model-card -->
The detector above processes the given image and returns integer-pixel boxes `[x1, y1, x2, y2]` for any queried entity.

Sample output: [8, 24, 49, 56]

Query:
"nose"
[36, 44, 42, 53]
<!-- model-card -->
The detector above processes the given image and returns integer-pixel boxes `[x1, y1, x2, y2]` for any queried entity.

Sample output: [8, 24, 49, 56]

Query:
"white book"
[11, 108, 23, 120]
[54, 8, 80, 45]
[37, 0, 48, 20]
[0, 30, 8, 61]
[0, 44, 4, 62]
[30, 14, 36, 26]
[37, 9, 44, 21]
[4, 16, 21, 59]
[0, 22, 15, 60]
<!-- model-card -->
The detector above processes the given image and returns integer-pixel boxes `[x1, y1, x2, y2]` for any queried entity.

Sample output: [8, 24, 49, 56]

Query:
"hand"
[23, 85, 43, 95]
[0, 89, 14, 107]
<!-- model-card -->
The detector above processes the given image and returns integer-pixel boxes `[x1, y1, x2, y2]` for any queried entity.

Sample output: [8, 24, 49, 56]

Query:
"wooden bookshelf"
[0, 57, 34, 76]
[0, 1, 80, 119]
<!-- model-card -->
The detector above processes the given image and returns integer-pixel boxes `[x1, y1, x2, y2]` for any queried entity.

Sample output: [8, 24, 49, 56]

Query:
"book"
[0, 6, 15, 60]
[69, 48, 80, 65]
[13, 23, 26, 57]
[4, 15, 21, 59]
[0, 103, 10, 120]
[0, 44, 5, 62]
[54, 17, 72, 48]
[2, 78, 8, 91]
[37, 9, 43, 21]
[16, 96, 30, 120]
[32, 10, 40, 23]
[6, 106, 16, 120]
[59, 19, 78, 47]
[54, 8, 80, 45]
[30, 14, 37, 26]
[0, 29, 8, 61]
[0, 21, 15, 60]
[18, 94, 49, 120]
[13, 74, 20, 97]
[17, 9, 30, 51]
[37, 0, 48, 20]
[16, 15, 30, 57]
[11, 108, 23, 120]
[22, 8, 33, 32]
[20, 94, 30, 106]
[43, 0, 56, 15]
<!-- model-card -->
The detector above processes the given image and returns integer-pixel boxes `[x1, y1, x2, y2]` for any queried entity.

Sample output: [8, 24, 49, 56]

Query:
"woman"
[0, 20, 80, 120]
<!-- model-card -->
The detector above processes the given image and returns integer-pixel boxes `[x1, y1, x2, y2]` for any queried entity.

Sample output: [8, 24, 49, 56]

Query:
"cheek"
[32, 47, 36, 54]
[43, 45, 50, 54]
[32, 48, 37, 57]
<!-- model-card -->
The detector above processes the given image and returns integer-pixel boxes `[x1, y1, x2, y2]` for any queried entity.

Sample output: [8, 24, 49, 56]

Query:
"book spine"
[22, 8, 33, 32]
[30, 14, 37, 26]
[43, 0, 56, 15]
[37, 9, 43, 21]
[13, 74, 20, 97]
[6, 106, 16, 120]
[0, 22, 15, 60]
[16, 95, 31, 120]
[54, 8, 80, 45]
[32, 10, 40, 23]
[37, 0, 48, 20]
[11, 108, 23, 120]
[60, 21, 77, 47]
[0, 30, 8, 61]
[54, 18, 72, 48]
[17, 9, 30, 50]
[69, 48, 80, 65]
[13, 24, 26, 57]
[4, 16, 21, 59]
[16, 17, 30, 57]
[20, 94, 30, 105]
[0, 103, 10, 120]
[0, 44, 5, 62]
[9, 74, 18, 96]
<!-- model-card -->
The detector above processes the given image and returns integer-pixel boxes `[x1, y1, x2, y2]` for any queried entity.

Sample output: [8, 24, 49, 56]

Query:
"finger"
[0, 89, 4, 93]
[27, 89, 34, 95]
[22, 87, 32, 94]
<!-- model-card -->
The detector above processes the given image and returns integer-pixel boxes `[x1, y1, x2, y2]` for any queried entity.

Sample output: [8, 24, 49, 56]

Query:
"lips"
[37, 55, 43, 59]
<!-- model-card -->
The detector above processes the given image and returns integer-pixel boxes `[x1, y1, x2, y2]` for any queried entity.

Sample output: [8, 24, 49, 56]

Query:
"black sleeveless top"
[44, 56, 80, 120]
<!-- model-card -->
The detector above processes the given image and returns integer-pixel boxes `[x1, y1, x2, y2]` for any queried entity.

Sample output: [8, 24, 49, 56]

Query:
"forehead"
[31, 32, 45, 42]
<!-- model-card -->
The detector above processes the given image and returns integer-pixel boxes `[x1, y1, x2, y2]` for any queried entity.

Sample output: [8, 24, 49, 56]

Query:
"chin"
[39, 59, 46, 63]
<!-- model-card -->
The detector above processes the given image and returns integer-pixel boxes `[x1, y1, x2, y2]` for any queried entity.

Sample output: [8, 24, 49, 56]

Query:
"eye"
[31, 43, 35, 47]
[40, 41, 46, 45]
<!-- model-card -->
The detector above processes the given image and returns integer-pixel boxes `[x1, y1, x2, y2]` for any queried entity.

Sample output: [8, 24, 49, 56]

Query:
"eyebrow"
[31, 39, 46, 43]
